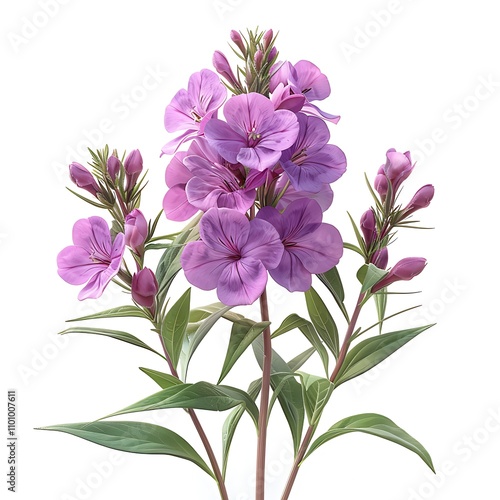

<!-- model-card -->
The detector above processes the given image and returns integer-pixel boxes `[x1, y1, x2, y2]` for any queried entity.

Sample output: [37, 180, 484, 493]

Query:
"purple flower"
[275, 174, 334, 212]
[257, 199, 343, 292]
[124, 149, 143, 191]
[375, 149, 413, 199]
[280, 113, 346, 192]
[270, 83, 306, 113]
[204, 92, 299, 171]
[125, 209, 148, 253]
[162, 69, 226, 155]
[69, 162, 100, 197]
[132, 268, 158, 308]
[163, 151, 198, 222]
[371, 257, 426, 292]
[270, 60, 340, 124]
[181, 208, 284, 306]
[57, 217, 125, 300]
[183, 139, 257, 213]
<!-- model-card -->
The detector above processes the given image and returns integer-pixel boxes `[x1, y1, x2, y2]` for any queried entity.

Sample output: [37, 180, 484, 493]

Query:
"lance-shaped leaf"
[58, 327, 165, 359]
[333, 325, 434, 386]
[305, 287, 339, 358]
[66, 305, 149, 322]
[37, 421, 214, 477]
[298, 372, 334, 426]
[271, 314, 329, 375]
[218, 320, 271, 384]
[304, 413, 435, 472]
[316, 266, 349, 322]
[161, 288, 191, 370]
[253, 337, 304, 454]
[103, 381, 259, 426]
[139, 367, 183, 389]
[188, 302, 244, 324]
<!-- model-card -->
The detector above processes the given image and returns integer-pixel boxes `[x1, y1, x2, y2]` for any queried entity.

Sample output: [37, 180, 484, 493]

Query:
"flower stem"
[256, 287, 272, 500]
[280, 291, 366, 500]
[157, 334, 229, 500]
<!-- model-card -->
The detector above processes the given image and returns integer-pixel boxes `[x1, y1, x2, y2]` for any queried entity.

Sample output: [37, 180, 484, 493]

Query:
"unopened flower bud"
[403, 184, 435, 217]
[213, 50, 240, 89]
[107, 155, 121, 181]
[360, 209, 377, 248]
[267, 46, 278, 62]
[254, 49, 264, 71]
[372, 257, 427, 292]
[69, 162, 100, 197]
[230, 30, 246, 55]
[384, 148, 413, 192]
[371, 247, 389, 269]
[374, 166, 389, 198]
[124, 209, 148, 253]
[132, 268, 158, 308]
[124, 149, 143, 191]
[262, 29, 273, 50]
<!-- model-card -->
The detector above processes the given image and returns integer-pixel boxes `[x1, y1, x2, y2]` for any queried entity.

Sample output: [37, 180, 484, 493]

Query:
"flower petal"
[270, 250, 312, 292]
[241, 218, 284, 269]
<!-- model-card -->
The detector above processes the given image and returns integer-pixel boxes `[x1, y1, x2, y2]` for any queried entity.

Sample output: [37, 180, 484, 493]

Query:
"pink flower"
[57, 217, 125, 300]
[69, 162, 100, 197]
[125, 209, 148, 253]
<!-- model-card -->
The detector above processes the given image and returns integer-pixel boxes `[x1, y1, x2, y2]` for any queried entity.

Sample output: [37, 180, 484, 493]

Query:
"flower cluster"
[163, 29, 346, 305]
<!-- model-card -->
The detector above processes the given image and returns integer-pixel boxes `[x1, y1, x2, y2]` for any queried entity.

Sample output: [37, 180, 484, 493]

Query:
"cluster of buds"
[357, 148, 435, 293]
[61, 146, 159, 315]
[213, 28, 278, 96]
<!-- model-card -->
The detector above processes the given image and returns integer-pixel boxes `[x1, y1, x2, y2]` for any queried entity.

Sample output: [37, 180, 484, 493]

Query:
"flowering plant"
[40, 29, 436, 499]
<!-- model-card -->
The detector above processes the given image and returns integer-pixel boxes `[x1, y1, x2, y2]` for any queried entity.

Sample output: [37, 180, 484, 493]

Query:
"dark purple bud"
[267, 46, 278, 62]
[372, 257, 427, 292]
[254, 49, 264, 71]
[213, 50, 240, 89]
[360, 209, 377, 248]
[403, 184, 435, 217]
[371, 247, 389, 269]
[107, 155, 121, 181]
[124, 209, 148, 253]
[124, 149, 143, 191]
[230, 30, 246, 55]
[132, 268, 158, 308]
[262, 29, 273, 50]
[69, 162, 100, 197]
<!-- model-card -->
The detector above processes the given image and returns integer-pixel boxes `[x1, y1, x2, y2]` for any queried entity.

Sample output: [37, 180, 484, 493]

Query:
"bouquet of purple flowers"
[40, 28, 435, 499]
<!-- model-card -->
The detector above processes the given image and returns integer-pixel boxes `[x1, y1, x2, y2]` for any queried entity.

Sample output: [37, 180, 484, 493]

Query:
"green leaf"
[287, 347, 316, 372]
[356, 263, 388, 294]
[181, 305, 233, 379]
[66, 305, 149, 322]
[253, 337, 304, 455]
[374, 287, 388, 334]
[103, 382, 259, 427]
[316, 266, 349, 322]
[58, 327, 165, 359]
[271, 314, 329, 375]
[298, 373, 334, 426]
[334, 325, 434, 386]
[161, 288, 191, 370]
[188, 302, 244, 324]
[305, 287, 339, 358]
[139, 367, 183, 389]
[37, 421, 214, 477]
[218, 320, 270, 384]
[305, 413, 434, 472]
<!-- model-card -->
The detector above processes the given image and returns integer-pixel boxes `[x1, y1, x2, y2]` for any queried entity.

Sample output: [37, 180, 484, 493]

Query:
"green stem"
[256, 287, 272, 500]
[280, 291, 366, 500]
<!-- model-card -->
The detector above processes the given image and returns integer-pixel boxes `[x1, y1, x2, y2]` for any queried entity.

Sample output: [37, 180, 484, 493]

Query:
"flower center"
[247, 126, 261, 146]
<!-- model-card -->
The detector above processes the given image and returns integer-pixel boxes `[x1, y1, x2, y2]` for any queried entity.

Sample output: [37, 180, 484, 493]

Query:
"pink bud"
[132, 268, 158, 308]
[107, 155, 121, 181]
[262, 29, 273, 50]
[360, 209, 377, 248]
[371, 247, 389, 269]
[124, 149, 143, 191]
[230, 30, 246, 55]
[372, 257, 427, 292]
[403, 184, 435, 216]
[384, 148, 413, 192]
[267, 46, 278, 62]
[254, 49, 264, 71]
[69, 162, 100, 197]
[213, 50, 240, 89]
[374, 166, 388, 198]
[124, 209, 148, 253]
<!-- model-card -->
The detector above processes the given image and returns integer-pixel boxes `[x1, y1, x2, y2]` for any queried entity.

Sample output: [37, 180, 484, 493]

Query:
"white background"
[1, 1, 499, 499]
